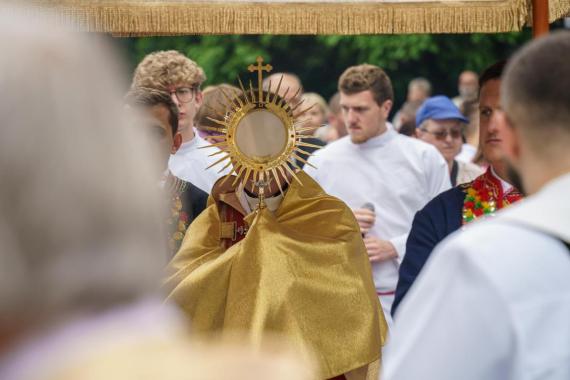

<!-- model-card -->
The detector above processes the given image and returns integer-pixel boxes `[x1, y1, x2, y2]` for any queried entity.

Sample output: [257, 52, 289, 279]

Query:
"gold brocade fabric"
[166, 171, 387, 379]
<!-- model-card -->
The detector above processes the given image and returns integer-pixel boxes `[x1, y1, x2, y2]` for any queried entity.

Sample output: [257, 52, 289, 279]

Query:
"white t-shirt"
[304, 129, 450, 307]
[168, 131, 230, 193]
[383, 173, 570, 380]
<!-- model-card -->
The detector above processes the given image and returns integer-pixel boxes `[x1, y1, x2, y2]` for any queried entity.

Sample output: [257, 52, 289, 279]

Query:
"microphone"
[361, 202, 375, 213]
[360, 202, 375, 237]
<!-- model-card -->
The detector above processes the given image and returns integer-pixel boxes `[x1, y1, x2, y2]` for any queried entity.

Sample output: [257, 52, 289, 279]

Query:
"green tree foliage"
[121, 31, 531, 112]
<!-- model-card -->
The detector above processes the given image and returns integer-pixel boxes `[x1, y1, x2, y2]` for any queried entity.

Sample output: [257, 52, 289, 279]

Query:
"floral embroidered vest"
[462, 167, 523, 225]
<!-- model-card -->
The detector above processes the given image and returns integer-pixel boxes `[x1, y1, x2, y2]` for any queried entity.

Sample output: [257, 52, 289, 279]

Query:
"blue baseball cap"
[415, 95, 469, 127]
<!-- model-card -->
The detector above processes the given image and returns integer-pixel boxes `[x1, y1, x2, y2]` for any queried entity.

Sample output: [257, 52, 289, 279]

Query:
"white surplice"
[304, 129, 450, 324]
[168, 130, 230, 193]
[383, 173, 570, 380]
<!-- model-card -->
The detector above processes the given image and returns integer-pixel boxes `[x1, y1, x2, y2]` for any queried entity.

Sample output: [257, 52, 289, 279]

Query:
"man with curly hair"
[132, 50, 230, 193]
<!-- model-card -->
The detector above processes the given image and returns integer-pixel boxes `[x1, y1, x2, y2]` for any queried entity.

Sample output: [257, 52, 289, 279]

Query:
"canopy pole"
[532, 0, 550, 37]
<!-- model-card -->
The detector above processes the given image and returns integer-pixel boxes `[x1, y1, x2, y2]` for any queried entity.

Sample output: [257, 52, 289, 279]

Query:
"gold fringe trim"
[25, 0, 537, 35]
[549, 0, 570, 22]
[525, 0, 570, 27]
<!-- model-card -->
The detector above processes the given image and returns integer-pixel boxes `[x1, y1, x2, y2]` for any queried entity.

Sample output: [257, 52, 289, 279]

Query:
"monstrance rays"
[199, 57, 323, 194]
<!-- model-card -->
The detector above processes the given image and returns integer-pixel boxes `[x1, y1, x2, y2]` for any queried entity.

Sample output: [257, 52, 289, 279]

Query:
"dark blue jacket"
[392, 185, 466, 316]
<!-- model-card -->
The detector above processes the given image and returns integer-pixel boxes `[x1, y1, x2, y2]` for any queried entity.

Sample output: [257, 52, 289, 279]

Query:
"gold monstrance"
[201, 57, 320, 209]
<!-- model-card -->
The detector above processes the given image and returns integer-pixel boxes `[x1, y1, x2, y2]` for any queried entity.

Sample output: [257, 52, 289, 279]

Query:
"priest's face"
[479, 79, 506, 165]
[141, 104, 182, 177]
[340, 90, 392, 144]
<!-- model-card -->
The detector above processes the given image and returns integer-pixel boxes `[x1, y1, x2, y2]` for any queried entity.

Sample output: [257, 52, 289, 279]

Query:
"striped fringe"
[22, 0, 542, 35]
[549, 0, 570, 21]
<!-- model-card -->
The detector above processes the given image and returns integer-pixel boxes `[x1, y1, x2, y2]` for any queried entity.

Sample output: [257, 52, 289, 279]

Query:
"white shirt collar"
[174, 128, 206, 155]
[490, 166, 513, 193]
[350, 125, 396, 149]
[236, 183, 284, 214]
[498, 171, 570, 242]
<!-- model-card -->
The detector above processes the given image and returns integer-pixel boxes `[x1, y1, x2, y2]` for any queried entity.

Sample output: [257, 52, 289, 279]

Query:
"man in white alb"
[383, 31, 570, 380]
[131, 50, 230, 193]
[304, 64, 450, 327]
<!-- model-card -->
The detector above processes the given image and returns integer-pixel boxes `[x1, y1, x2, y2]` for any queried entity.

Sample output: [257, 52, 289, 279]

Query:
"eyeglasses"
[168, 86, 197, 104]
[420, 127, 462, 140]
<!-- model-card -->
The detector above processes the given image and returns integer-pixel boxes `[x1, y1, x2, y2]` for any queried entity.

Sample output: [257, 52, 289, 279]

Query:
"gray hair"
[408, 77, 432, 96]
[0, 10, 168, 322]
[418, 119, 431, 131]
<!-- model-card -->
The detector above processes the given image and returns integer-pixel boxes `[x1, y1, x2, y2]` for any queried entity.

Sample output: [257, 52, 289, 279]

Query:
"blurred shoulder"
[435, 217, 561, 277]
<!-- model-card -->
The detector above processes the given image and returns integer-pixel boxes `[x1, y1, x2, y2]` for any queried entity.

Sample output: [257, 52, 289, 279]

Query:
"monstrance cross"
[248, 56, 272, 104]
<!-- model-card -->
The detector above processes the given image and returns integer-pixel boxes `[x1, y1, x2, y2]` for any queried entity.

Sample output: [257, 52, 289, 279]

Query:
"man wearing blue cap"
[416, 95, 482, 186]
[391, 61, 523, 316]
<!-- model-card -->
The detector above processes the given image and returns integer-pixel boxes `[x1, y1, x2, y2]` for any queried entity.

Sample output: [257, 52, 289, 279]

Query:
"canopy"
[22, 0, 570, 35]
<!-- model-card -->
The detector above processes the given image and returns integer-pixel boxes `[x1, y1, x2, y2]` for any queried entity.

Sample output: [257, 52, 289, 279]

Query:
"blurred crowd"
[195, 69, 487, 188]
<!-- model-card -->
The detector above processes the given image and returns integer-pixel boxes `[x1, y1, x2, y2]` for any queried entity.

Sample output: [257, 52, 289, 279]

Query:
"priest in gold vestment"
[165, 58, 387, 380]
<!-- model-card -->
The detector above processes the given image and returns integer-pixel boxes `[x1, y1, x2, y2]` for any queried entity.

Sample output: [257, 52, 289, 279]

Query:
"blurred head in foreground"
[498, 31, 570, 195]
[0, 9, 167, 352]
[0, 12, 316, 380]
[0, 11, 312, 380]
